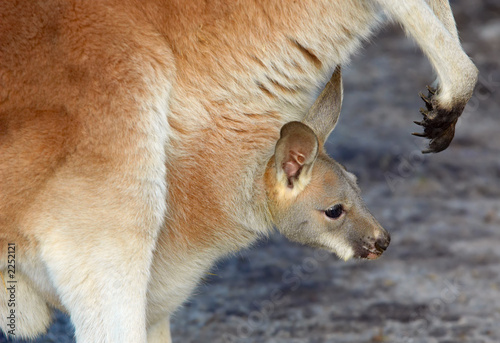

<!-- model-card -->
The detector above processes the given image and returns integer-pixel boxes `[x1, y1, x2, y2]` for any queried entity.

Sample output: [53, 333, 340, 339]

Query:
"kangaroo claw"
[419, 107, 430, 118]
[413, 85, 465, 153]
[419, 92, 433, 110]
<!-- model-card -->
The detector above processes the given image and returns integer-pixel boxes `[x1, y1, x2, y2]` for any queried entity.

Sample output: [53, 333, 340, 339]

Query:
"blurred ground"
[2, 1, 499, 342]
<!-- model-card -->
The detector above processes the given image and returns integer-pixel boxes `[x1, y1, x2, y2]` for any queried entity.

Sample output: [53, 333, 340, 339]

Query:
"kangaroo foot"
[412, 86, 465, 154]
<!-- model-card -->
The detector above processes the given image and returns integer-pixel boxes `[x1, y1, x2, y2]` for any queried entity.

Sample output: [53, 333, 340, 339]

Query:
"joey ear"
[274, 121, 319, 191]
[303, 65, 343, 144]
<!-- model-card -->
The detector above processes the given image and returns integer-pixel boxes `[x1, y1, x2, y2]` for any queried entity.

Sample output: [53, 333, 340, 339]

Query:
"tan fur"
[0, 0, 475, 342]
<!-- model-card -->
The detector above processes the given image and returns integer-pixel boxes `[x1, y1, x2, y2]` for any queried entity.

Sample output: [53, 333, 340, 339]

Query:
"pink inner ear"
[283, 161, 300, 179]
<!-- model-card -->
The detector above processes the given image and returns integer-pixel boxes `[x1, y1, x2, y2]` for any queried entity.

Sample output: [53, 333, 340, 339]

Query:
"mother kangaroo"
[0, 0, 477, 342]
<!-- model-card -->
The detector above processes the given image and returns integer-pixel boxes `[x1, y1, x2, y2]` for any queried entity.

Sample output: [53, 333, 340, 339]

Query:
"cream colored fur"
[376, 0, 477, 108]
[0, 0, 476, 342]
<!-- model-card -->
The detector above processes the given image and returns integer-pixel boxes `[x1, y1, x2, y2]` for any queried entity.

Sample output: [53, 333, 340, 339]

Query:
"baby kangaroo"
[264, 68, 390, 261]
[147, 67, 390, 343]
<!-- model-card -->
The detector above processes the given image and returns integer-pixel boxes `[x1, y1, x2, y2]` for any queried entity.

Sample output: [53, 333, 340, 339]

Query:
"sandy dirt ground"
[2, 1, 499, 342]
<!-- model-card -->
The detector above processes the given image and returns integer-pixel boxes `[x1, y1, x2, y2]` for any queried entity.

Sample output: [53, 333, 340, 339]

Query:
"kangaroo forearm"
[425, 0, 460, 43]
[373, 0, 477, 107]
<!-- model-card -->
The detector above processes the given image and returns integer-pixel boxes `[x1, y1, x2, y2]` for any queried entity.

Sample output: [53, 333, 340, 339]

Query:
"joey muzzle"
[354, 229, 391, 260]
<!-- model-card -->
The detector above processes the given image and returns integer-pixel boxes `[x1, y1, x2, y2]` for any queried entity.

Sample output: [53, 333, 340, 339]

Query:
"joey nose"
[374, 233, 390, 252]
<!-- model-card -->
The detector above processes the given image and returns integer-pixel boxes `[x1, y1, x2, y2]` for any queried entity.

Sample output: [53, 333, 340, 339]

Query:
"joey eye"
[325, 204, 343, 219]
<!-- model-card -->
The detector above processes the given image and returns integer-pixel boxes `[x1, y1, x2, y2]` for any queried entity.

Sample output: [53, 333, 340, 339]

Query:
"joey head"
[264, 67, 390, 260]
[265, 121, 390, 260]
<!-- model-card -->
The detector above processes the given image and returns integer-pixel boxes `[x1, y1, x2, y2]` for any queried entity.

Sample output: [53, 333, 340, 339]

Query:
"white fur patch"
[320, 233, 355, 261]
